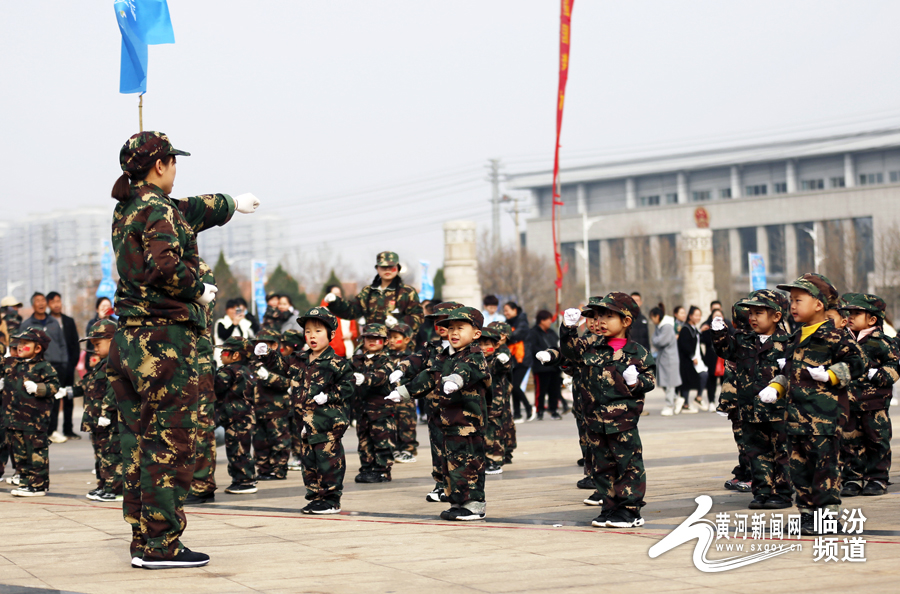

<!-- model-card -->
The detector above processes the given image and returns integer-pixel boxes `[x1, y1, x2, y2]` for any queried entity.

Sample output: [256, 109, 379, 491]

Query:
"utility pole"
[574, 212, 603, 303]
[502, 194, 524, 300]
[488, 159, 501, 252]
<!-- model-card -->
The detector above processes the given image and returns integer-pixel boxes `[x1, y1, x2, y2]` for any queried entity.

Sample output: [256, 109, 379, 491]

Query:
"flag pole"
[138, 94, 144, 132]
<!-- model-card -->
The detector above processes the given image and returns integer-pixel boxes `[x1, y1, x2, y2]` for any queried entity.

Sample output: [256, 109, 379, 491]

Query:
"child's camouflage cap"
[596, 292, 640, 320]
[389, 322, 413, 338]
[361, 323, 388, 339]
[376, 251, 400, 268]
[80, 320, 117, 341]
[299, 306, 337, 332]
[487, 321, 512, 338]
[480, 326, 501, 342]
[840, 293, 887, 318]
[12, 328, 51, 350]
[221, 337, 252, 358]
[436, 306, 485, 330]
[425, 301, 463, 319]
[255, 328, 282, 343]
[120, 131, 190, 176]
[581, 295, 604, 317]
[741, 289, 790, 316]
[777, 273, 837, 308]
[281, 329, 306, 349]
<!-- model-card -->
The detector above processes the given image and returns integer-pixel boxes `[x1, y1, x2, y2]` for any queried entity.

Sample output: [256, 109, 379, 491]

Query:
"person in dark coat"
[676, 306, 706, 414]
[526, 310, 563, 420]
[629, 292, 651, 351]
[47, 292, 81, 438]
[700, 305, 730, 410]
[503, 302, 534, 421]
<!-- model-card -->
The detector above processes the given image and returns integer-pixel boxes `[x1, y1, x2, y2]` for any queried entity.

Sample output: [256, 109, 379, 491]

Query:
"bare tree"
[476, 231, 556, 316]
[874, 220, 900, 321]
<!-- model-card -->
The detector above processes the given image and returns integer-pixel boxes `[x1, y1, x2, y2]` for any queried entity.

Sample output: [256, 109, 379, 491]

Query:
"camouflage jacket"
[561, 326, 656, 434]
[289, 346, 354, 442]
[2, 356, 60, 432]
[111, 180, 234, 328]
[551, 329, 600, 416]
[487, 347, 513, 419]
[0, 356, 16, 429]
[214, 361, 257, 425]
[395, 336, 446, 388]
[712, 328, 790, 423]
[849, 329, 900, 411]
[716, 360, 739, 416]
[772, 320, 868, 436]
[251, 349, 291, 419]
[74, 358, 112, 432]
[404, 344, 490, 435]
[261, 308, 292, 330]
[350, 350, 396, 414]
[329, 277, 424, 333]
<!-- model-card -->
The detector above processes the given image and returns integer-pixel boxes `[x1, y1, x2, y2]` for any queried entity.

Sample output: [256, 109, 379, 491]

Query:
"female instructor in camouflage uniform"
[106, 132, 259, 570]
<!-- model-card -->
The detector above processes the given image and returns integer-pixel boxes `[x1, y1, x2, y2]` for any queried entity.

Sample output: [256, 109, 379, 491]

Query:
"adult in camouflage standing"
[106, 131, 259, 570]
[325, 251, 424, 334]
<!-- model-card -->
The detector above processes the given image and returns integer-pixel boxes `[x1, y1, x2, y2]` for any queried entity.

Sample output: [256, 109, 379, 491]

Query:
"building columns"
[844, 153, 856, 188]
[730, 165, 742, 199]
[784, 223, 798, 280]
[576, 183, 587, 214]
[786, 159, 798, 193]
[625, 177, 636, 209]
[677, 171, 688, 204]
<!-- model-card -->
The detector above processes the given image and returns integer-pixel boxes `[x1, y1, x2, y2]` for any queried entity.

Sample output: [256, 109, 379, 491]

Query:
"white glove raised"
[807, 365, 830, 383]
[313, 393, 328, 405]
[97, 416, 111, 428]
[563, 308, 582, 327]
[867, 368, 879, 380]
[254, 342, 269, 357]
[0, 378, 4, 391]
[354, 373, 365, 386]
[323, 292, 337, 304]
[562, 375, 573, 389]
[622, 365, 639, 386]
[759, 386, 779, 403]
[497, 353, 509, 364]
[443, 380, 459, 394]
[385, 315, 399, 328]
[716, 411, 730, 418]
[389, 370, 404, 385]
[24, 381, 38, 394]
[385, 391, 402, 403]
[777, 358, 786, 370]
[536, 350, 552, 364]
[711, 318, 725, 332]
[256, 367, 270, 380]
[54, 388, 67, 400]
[196, 283, 218, 306]
[234, 193, 260, 214]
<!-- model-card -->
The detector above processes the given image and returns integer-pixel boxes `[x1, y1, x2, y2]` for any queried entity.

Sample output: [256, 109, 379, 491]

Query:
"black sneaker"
[86, 488, 104, 501]
[841, 481, 863, 497]
[486, 463, 503, 475]
[576, 458, 585, 467]
[577, 477, 594, 490]
[503, 456, 513, 465]
[536, 413, 544, 421]
[355, 472, 373, 483]
[303, 499, 340, 515]
[64, 432, 83, 440]
[96, 491, 123, 502]
[748, 495, 768, 509]
[606, 508, 644, 528]
[583, 491, 602, 506]
[142, 548, 210, 570]
[862, 481, 887, 496]
[445, 505, 485, 521]
[761, 494, 792, 509]
[426, 486, 449, 502]
[723, 478, 739, 491]
[368, 472, 392, 483]
[799, 512, 816, 535]
[257, 474, 278, 481]
[734, 480, 752, 493]
[184, 492, 215, 505]
[11, 485, 47, 497]
[591, 509, 612, 527]
[440, 506, 458, 520]
[550, 412, 563, 420]
[225, 482, 258, 494]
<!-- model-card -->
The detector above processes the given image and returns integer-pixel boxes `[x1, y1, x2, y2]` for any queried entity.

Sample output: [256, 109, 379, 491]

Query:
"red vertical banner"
[552, 0, 573, 314]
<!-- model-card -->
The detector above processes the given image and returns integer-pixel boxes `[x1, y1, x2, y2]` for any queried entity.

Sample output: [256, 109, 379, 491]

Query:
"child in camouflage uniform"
[290, 307, 355, 514]
[350, 323, 397, 483]
[279, 329, 306, 472]
[251, 329, 292, 480]
[388, 322, 418, 463]
[479, 326, 511, 475]
[0, 336, 19, 481]
[3, 328, 61, 497]
[765, 273, 867, 535]
[215, 337, 259, 494]
[487, 322, 517, 465]
[717, 302, 753, 493]
[712, 290, 793, 510]
[838, 293, 899, 497]
[561, 293, 656, 529]
[394, 306, 491, 521]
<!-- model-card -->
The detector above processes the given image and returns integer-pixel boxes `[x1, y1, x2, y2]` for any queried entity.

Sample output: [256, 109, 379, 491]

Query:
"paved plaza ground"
[0, 389, 898, 594]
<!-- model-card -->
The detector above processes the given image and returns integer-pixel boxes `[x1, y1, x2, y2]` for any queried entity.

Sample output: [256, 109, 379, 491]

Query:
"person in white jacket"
[649, 304, 683, 416]
[214, 298, 256, 365]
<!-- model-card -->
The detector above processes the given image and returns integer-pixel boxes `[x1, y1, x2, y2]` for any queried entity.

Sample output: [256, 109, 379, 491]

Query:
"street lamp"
[800, 225, 824, 270]
[573, 211, 603, 303]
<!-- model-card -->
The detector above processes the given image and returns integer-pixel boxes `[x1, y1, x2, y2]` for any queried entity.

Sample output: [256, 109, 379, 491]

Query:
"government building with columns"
[508, 128, 900, 317]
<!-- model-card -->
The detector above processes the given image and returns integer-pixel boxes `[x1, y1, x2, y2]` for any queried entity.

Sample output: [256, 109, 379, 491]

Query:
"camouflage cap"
[840, 293, 886, 318]
[255, 328, 282, 343]
[389, 322, 414, 338]
[581, 295, 605, 317]
[732, 301, 751, 332]
[298, 306, 337, 332]
[596, 292, 640, 320]
[80, 319, 117, 341]
[376, 251, 400, 268]
[280, 329, 306, 349]
[480, 326, 501, 342]
[221, 336, 253, 357]
[12, 328, 51, 350]
[425, 301, 463, 319]
[741, 289, 790, 316]
[436, 306, 484, 330]
[119, 131, 190, 176]
[776, 273, 837, 308]
[487, 321, 512, 338]
[361, 323, 388, 339]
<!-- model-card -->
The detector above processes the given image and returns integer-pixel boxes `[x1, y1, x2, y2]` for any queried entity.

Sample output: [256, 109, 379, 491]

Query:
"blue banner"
[96, 240, 117, 302]
[114, 0, 175, 94]
[748, 252, 767, 291]
[419, 260, 434, 300]
[252, 260, 267, 318]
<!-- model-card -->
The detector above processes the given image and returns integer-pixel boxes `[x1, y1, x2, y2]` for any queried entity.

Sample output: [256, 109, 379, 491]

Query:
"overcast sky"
[3, 1, 900, 284]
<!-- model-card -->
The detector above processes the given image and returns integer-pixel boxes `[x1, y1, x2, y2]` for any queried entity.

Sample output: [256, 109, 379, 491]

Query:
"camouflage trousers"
[91, 427, 123, 494]
[728, 409, 752, 482]
[441, 431, 486, 504]
[743, 419, 792, 499]
[573, 407, 591, 477]
[8, 430, 49, 490]
[190, 368, 217, 496]
[224, 416, 255, 484]
[356, 408, 396, 474]
[290, 414, 303, 460]
[427, 416, 446, 489]
[788, 434, 841, 513]
[484, 413, 505, 464]
[108, 324, 198, 561]
[395, 399, 418, 455]
[841, 408, 892, 485]
[0, 426, 7, 477]
[500, 395, 516, 462]
[585, 426, 646, 513]
[300, 430, 346, 504]
[253, 415, 291, 479]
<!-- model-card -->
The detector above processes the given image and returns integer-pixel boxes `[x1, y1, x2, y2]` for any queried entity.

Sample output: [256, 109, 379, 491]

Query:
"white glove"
[196, 283, 218, 306]
[254, 343, 269, 356]
[622, 365, 639, 386]
[868, 368, 879, 380]
[497, 353, 509, 364]
[389, 370, 404, 385]
[443, 380, 459, 394]
[562, 375, 573, 389]
[711, 318, 725, 332]
[385, 391, 402, 403]
[323, 292, 337, 304]
[301, 426, 307, 438]
[54, 388, 67, 400]
[759, 386, 778, 403]
[234, 193, 260, 214]
[536, 350, 552, 364]
[256, 367, 270, 380]
[385, 315, 399, 328]
[354, 373, 365, 386]
[777, 358, 786, 370]
[313, 393, 328, 405]
[716, 411, 730, 418]
[24, 381, 38, 394]
[97, 416, 111, 427]
[807, 366, 830, 383]
[563, 308, 582, 327]
[0, 378, 4, 391]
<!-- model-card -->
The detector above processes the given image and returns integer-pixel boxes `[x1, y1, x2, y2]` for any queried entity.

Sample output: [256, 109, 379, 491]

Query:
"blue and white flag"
[419, 260, 434, 300]
[748, 253, 767, 291]
[114, 0, 175, 94]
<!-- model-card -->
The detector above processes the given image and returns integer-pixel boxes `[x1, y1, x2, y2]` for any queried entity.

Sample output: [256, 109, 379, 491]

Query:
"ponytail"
[111, 173, 132, 202]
